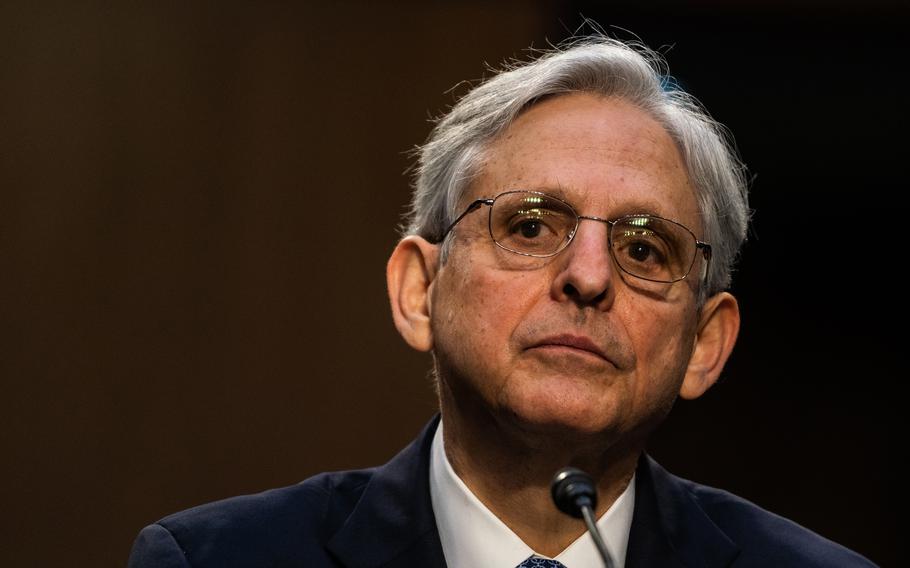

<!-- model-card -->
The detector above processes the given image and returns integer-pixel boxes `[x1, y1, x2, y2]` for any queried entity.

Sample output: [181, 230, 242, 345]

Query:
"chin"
[499, 386, 621, 437]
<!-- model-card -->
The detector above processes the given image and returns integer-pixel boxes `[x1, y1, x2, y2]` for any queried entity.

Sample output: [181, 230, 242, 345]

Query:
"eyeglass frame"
[437, 190, 712, 284]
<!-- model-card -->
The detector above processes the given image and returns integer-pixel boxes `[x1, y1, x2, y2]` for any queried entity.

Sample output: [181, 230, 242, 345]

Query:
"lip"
[527, 334, 611, 363]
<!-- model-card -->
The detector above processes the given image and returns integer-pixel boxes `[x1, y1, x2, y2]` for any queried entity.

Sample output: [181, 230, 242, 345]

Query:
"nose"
[550, 219, 615, 309]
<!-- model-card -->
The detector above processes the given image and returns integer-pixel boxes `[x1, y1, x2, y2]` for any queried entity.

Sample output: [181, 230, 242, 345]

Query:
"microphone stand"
[551, 467, 616, 568]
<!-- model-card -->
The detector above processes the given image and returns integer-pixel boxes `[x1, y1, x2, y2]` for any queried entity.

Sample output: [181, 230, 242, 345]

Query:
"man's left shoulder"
[679, 475, 877, 567]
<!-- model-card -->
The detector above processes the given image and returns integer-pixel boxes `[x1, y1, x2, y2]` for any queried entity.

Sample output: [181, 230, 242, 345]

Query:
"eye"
[614, 229, 669, 268]
[627, 241, 656, 262]
[490, 193, 576, 256]
[506, 210, 555, 240]
[516, 219, 543, 239]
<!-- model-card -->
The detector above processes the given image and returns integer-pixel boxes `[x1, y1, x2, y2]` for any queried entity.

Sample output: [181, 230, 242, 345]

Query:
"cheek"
[625, 302, 696, 402]
[432, 255, 541, 368]
[438, 265, 493, 342]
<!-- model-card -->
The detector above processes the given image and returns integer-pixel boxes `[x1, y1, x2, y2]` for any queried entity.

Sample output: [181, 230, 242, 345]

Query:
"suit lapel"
[626, 455, 740, 568]
[325, 421, 740, 568]
[326, 416, 447, 568]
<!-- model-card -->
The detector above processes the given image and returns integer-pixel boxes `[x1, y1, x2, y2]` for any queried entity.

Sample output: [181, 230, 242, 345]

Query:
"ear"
[679, 292, 740, 400]
[386, 236, 441, 352]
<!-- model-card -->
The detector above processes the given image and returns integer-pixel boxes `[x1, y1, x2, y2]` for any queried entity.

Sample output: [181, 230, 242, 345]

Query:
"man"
[129, 38, 876, 567]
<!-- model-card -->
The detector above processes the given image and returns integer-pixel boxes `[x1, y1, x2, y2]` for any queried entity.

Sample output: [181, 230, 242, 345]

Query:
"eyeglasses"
[439, 190, 711, 284]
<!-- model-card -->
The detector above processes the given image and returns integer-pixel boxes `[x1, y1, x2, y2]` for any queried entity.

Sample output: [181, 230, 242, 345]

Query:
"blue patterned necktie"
[516, 556, 567, 568]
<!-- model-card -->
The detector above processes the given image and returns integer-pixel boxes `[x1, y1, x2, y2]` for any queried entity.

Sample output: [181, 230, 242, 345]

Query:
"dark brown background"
[0, 2, 900, 566]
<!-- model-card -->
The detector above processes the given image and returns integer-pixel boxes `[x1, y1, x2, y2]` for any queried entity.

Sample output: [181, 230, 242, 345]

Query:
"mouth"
[527, 334, 612, 363]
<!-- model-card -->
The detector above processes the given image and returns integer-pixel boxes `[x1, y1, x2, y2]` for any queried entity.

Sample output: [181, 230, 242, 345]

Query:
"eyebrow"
[608, 201, 670, 220]
[516, 185, 674, 221]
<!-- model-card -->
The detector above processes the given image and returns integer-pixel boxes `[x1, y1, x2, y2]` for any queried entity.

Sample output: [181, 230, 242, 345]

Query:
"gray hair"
[404, 37, 750, 298]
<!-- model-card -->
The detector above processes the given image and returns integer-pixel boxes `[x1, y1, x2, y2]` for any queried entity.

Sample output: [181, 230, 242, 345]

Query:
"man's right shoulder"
[128, 467, 376, 568]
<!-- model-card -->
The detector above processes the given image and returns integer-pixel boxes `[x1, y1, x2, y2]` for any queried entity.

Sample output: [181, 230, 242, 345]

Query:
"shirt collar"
[429, 421, 635, 568]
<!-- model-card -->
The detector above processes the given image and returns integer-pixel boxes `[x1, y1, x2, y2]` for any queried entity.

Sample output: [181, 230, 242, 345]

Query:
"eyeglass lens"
[488, 191, 697, 283]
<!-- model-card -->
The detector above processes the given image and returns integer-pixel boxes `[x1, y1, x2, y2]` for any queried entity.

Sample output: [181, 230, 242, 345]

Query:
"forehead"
[471, 93, 701, 231]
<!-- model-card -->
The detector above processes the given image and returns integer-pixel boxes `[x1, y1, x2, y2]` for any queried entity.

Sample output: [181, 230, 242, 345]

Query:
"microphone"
[550, 467, 616, 568]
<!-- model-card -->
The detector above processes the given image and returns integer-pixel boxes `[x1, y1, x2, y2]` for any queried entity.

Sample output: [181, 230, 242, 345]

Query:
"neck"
[439, 399, 642, 558]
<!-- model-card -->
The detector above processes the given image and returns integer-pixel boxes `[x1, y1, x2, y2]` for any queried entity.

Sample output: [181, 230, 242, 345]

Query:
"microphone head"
[551, 467, 598, 519]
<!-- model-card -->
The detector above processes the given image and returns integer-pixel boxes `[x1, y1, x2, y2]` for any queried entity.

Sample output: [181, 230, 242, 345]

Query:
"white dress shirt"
[429, 421, 635, 568]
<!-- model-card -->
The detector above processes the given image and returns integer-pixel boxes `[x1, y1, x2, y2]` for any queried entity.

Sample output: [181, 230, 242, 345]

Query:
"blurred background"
[0, 1, 901, 565]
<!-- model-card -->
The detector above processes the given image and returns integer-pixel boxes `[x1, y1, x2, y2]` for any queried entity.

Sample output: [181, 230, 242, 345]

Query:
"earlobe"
[679, 292, 740, 400]
[386, 236, 440, 352]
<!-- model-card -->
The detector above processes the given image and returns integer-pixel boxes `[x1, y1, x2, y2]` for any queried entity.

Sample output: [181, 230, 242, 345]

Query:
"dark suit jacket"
[128, 417, 876, 567]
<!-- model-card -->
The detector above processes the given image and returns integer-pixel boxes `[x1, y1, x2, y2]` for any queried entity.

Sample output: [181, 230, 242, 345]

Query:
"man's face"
[428, 93, 705, 443]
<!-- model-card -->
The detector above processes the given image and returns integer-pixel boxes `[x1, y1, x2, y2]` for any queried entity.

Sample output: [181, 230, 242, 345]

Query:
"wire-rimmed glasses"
[439, 190, 711, 284]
